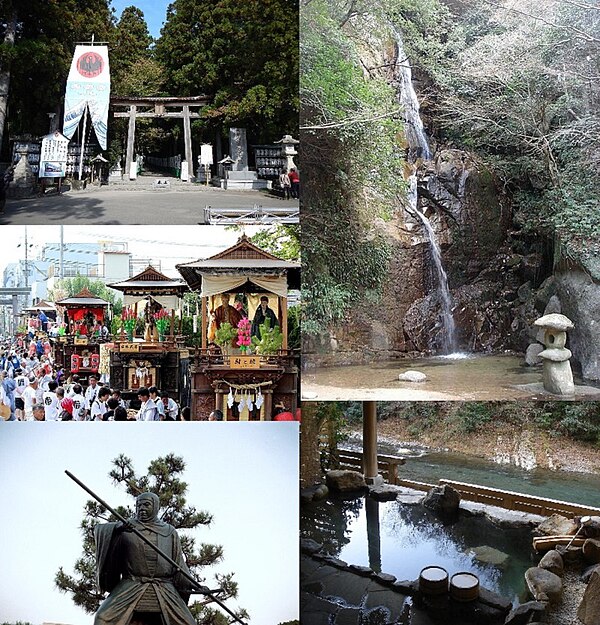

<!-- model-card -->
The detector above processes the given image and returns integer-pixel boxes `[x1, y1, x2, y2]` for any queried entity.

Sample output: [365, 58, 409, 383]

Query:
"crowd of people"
[1, 315, 300, 422]
[0, 335, 188, 421]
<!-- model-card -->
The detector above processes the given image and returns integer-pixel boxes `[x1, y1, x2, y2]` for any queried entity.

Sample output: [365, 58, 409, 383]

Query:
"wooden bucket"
[450, 572, 479, 602]
[419, 566, 449, 595]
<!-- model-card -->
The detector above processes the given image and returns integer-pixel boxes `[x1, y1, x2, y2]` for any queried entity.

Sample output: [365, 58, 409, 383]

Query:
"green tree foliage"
[0, 0, 115, 142]
[407, 0, 600, 273]
[301, 0, 402, 339]
[156, 0, 299, 141]
[49, 276, 123, 316]
[250, 224, 300, 261]
[110, 5, 153, 87]
[55, 454, 247, 625]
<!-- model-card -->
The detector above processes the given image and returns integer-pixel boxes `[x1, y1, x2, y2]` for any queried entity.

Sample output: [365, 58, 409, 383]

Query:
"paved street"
[0, 186, 299, 225]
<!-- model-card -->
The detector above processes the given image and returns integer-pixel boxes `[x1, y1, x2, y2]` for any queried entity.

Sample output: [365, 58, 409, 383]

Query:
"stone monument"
[93, 492, 198, 625]
[8, 147, 37, 198]
[534, 313, 575, 395]
[230, 128, 248, 171]
[222, 128, 268, 190]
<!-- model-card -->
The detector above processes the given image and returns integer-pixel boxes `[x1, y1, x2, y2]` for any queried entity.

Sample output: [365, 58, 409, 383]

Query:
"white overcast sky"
[0, 423, 299, 625]
[0, 225, 262, 279]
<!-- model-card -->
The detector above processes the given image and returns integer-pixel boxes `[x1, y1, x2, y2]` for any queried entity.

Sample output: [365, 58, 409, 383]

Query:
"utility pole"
[24, 226, 28, 290]
[60, 225, 64, 281]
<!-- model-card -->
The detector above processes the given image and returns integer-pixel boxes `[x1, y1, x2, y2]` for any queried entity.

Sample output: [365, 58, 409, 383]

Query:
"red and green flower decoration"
[121, 307, 137, 339]
[236, 317, 252, 353]
[154, 308, 170, 337]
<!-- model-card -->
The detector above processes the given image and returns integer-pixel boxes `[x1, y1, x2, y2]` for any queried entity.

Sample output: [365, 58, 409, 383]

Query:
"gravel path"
[547, 569, 585, 625]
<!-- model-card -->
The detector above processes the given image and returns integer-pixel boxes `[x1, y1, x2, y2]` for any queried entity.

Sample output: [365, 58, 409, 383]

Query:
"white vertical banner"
[63, 45, 111, 149]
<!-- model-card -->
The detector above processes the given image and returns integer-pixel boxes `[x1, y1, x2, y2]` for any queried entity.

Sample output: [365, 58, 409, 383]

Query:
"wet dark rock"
[422, 484, 460, 520]
[583, 538, 600, 564]
[393, 579, 419, 594]
[326, 470, 367, 493]
[525, 566, 563, 603]
[578, 570, 600, 624]
[373, 572, 397, 586]
[301, 484, 329, 503]
[301, 538, 323, 555]
[477, 587, 512, 613]
[504, 600, 548, 625]
[315, 554, 348, 569]
[538, 550, 564, 577]
[348, 564, 373, 577]
[369, 484, 400, 501]
[582, 563, 600, 583]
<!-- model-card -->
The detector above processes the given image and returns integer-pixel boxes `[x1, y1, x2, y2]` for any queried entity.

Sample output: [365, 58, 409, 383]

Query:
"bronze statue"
[65, 470, 245, 625]
[94, 492, 197, 625]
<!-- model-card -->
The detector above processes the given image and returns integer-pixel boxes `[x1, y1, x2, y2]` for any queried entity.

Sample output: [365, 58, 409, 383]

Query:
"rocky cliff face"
[308, 18, 599, 377]
[554, 268, 600, 380]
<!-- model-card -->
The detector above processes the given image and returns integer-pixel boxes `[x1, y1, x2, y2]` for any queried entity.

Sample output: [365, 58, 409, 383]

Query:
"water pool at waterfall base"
[301, 495, 534, 604]
[302, 353, 600, 401]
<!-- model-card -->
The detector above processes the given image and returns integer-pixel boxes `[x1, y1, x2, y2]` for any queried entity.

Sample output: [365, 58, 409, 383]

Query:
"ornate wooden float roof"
[23, 299, 56, 313]
[55, 288, 110, 307]
[108, 265, 188, 295]
[176, 235, 301, 291]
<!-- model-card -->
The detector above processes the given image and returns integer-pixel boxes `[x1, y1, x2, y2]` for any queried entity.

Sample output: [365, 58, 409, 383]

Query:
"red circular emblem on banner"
[77, 52, 104, 78]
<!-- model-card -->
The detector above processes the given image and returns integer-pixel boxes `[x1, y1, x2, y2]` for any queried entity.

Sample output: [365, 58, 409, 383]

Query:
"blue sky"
[0, 423, 299, 625]
[111, 0, 170, 39]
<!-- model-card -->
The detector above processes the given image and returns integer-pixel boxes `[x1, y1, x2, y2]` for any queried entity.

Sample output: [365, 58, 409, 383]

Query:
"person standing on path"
[288, 167, 300, 199]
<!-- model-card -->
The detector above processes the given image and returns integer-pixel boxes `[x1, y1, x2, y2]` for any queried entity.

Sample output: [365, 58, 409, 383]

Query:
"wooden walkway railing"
[396, 477, 600, 517]
[337, 449, 405, 485]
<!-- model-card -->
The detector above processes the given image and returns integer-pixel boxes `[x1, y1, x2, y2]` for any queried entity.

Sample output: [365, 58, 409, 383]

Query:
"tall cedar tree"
[0, 0, 114, 150]
[55, 454, 248, 625]
[156, 0, 299, 142]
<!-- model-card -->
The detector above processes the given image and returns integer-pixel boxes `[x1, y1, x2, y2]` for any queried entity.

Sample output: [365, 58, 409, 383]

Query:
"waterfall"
[414, 210, 458, 355]
[392, 27, 431, 161]
[391, 26, 459, 355]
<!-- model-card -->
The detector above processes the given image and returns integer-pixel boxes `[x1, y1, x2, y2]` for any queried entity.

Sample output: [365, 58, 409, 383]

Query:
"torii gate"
[111, 96, 211, 181]
[0, 287, 30, 335]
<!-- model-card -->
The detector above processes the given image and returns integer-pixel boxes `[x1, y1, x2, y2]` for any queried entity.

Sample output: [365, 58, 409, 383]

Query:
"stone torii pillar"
[126, 104, 136, 180]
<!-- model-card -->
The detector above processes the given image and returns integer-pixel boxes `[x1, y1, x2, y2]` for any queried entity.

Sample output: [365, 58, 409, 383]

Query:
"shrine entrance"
[111, 96, 211, 182]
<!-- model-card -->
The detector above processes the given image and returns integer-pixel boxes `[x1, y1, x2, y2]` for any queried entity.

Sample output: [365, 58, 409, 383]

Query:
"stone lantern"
[534, 313, 575, 395]
[275, 134, 299, 172]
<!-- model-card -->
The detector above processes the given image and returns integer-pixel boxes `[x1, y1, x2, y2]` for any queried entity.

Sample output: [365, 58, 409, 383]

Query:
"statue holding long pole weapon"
[65, 470, 247, 625]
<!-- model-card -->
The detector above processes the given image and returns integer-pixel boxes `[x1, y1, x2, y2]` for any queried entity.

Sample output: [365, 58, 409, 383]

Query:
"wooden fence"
[396, 477, 600, 517]
[337, 449, 405, 485]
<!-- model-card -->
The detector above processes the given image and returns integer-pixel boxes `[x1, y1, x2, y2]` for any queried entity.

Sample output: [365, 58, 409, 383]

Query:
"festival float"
[21, 300, 57, 335]
[107, 266, 190, 406]
[52, 288, 110, 384]
[176, 235, 300, 420]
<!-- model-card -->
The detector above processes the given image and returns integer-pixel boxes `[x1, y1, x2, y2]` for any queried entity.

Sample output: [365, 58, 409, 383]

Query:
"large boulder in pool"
[578, 569, 600, 624]
[525, 566, 563, 603]
[471, 545, 510, 569]
[422, 484, 460, 519]
[326, 470, 367, 492]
